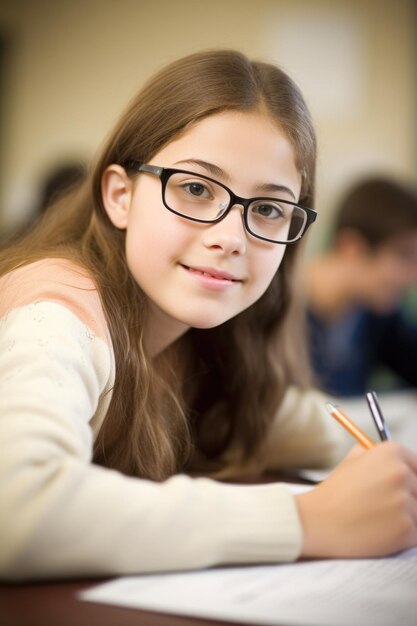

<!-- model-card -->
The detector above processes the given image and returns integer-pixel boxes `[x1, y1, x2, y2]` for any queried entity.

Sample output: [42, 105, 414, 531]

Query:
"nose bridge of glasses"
[220, 189, 249, 216]
[211, 193, 247, 236]
[205, 182, 242, 221]
[217, 193, 248, 225]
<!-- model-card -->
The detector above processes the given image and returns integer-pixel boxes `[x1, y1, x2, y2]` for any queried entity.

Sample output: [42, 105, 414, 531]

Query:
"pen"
[365, 390, 392, 441]
[326, 401, 376, 449]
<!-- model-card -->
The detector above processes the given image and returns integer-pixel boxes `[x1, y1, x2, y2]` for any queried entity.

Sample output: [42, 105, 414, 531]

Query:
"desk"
[0, 578, 237, 626]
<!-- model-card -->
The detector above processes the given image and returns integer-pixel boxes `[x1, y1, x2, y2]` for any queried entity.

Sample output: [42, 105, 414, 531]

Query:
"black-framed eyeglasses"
[124, 161, 317, 245]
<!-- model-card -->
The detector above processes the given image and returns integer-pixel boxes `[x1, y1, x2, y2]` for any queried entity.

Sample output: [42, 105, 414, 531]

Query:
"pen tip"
[325, 401, 336, 413]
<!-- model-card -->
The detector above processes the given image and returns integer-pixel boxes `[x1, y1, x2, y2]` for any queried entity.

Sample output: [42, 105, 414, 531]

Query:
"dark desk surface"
[0, 578, 236, 626]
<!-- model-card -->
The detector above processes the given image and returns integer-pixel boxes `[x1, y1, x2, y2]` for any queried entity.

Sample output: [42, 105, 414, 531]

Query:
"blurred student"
[307, 176, 417, 396]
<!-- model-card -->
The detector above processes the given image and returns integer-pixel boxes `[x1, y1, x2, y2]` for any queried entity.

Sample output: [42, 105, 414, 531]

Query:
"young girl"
[1, 50, 416, 581]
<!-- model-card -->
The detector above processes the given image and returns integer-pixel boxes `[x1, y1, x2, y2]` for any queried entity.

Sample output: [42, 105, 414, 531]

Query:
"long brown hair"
[0, 50, 317, 480]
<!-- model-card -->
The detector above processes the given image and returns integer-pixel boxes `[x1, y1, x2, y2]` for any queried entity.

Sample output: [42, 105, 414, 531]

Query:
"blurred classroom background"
[0, 0, 416, 250]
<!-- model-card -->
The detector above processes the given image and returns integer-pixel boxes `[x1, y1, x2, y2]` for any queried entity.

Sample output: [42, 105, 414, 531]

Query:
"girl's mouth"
[180, 264, 242, 289]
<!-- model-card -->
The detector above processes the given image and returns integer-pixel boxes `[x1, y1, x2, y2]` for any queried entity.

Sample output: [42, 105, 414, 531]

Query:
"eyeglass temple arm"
[124, 161, 164, 177]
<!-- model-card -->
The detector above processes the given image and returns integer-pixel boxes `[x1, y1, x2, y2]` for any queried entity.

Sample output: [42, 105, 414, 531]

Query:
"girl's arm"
[262, 386, 352, 471]
[0, 278, 304, 580]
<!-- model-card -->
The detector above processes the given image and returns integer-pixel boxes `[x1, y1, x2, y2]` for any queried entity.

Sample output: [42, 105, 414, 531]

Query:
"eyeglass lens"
[164, 172, 306, 243]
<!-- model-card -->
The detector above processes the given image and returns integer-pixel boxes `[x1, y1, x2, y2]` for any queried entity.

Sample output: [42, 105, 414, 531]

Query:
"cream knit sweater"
[0, 259, 345, 581]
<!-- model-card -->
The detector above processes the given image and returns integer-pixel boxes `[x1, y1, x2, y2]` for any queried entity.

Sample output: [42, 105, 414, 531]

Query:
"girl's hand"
[295, 441, 417, 558]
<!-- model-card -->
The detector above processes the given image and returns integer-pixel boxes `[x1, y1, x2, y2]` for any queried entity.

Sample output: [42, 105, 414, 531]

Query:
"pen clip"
[365, 390, 391, 441]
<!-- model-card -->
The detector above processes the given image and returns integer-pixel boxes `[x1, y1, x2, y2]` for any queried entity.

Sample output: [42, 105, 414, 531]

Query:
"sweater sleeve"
[0, 275, 303, 581]
[263, 386, 353, 471]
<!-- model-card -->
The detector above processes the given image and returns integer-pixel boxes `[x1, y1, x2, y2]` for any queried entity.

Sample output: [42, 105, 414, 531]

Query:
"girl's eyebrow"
[257, 181, 296, 200]
[174, 158, 296, 200]
[174, 159, 227, 180]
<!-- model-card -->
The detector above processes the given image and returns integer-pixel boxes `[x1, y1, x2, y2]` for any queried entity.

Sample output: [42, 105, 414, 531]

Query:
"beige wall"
[1, 0, 416, 249]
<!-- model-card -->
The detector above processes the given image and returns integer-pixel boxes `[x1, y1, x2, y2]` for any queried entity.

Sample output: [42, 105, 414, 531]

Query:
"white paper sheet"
[80, 549, 417, 626]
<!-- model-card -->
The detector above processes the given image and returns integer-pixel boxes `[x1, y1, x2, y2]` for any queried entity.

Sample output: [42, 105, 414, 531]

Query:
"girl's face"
[104, 110, 301, 353]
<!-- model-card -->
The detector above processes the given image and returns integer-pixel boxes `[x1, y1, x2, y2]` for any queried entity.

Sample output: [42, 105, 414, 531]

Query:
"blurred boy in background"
[307, 177, 417, 396]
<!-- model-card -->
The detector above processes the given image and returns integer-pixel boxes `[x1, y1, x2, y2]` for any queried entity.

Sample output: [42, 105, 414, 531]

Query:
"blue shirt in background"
[307, 307, 417, 396]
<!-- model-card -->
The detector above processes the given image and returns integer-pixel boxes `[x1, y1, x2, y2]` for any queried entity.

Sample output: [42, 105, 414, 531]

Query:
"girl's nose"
[202, 205, 247, 256]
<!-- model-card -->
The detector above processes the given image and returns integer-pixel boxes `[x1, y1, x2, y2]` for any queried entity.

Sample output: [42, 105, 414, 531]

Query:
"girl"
[0, 50, 416, 581]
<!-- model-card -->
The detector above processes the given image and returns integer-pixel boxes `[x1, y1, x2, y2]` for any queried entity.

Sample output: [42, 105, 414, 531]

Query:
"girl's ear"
[101, 164, 133, 229]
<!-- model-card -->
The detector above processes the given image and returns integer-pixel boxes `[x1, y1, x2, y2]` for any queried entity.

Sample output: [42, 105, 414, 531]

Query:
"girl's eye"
[184, 182, 211, 198]
[251, 203, 285, 220]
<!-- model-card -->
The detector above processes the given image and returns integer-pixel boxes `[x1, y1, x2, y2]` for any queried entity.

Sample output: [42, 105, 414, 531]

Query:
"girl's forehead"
[171, 109, 287, 144]
[153, 110, 299, 180]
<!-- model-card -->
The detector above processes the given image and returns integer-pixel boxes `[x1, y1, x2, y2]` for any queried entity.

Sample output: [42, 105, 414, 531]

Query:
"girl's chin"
[182, 313, 237, 330]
